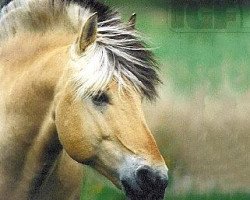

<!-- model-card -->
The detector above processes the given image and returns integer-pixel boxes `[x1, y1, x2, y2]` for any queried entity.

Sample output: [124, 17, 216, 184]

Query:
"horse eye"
[91, 92, 110, 106]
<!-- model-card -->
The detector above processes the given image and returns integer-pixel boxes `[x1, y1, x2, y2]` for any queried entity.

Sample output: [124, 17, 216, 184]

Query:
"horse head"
[54, 13, 168, 200]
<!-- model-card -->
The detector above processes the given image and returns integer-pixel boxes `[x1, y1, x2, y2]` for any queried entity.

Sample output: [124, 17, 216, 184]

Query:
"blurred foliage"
[81, 167, 250, 200]
[101, 0, 250, 96]
[102, 0, 167, 9]
[81, 168, 178, 200]
[166, 192, 250, 200]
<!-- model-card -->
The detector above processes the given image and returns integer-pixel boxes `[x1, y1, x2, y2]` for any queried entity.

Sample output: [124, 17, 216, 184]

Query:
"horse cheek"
[55, 93, 95, 163]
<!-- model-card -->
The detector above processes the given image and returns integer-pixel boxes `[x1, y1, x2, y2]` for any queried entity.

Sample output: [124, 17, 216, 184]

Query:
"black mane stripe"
[0, 0, 12, 9]
[61, 0, 110, 21]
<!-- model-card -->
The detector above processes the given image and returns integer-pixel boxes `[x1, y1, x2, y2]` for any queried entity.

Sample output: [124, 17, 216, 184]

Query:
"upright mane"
[0, 0, 160, 99]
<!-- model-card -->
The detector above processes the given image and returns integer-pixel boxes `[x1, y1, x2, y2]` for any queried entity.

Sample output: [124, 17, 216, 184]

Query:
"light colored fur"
[0, 1, 166, 199]
[0, 0, 152, 98]
[0, 33, 83, 199]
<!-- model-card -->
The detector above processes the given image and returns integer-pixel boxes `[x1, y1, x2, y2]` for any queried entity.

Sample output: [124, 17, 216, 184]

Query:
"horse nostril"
[120, 164, 168, 199]
[136, 165, 168, 190]
[136, 166, 156, 188]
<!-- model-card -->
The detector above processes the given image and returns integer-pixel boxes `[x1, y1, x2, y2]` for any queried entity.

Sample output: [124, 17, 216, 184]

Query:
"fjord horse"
[0, 0, 168, 199]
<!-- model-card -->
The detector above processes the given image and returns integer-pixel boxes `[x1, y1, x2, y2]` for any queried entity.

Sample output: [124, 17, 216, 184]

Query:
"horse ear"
[128, 13, 136, 29]
[77, 13, 98, 54]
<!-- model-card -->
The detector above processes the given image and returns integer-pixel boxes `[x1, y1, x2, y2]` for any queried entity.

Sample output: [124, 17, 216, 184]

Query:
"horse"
[0, 0, 168, 199]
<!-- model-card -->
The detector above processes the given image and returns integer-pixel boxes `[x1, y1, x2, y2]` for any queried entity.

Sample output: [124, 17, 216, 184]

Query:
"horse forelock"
[0, 0, 160, 100]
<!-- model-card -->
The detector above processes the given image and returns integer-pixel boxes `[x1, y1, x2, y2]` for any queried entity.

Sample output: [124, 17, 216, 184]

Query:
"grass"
[80, 167, 123, 200]
[166, 192, 250, 200]
[80, 168, 250, 199]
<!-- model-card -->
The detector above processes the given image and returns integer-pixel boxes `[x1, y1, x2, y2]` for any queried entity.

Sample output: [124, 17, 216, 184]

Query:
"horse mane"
[0, 0, 160, 100]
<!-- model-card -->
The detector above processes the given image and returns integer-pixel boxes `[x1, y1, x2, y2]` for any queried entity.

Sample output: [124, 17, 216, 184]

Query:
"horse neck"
[0, 32, 74, 196]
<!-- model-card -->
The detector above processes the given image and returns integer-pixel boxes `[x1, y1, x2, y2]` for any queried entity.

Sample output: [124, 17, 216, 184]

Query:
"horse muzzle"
[120, 163, 168, 200]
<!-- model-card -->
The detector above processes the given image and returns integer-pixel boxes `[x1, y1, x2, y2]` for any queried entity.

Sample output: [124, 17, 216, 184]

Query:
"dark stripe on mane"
[61, 0, 111, 21]
[0, 0, 12, 8]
